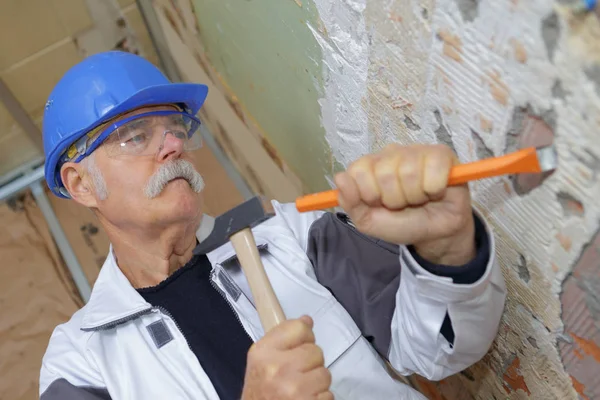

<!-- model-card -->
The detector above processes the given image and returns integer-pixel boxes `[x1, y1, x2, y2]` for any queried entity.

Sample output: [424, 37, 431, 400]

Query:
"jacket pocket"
[311, 297, 362, 367]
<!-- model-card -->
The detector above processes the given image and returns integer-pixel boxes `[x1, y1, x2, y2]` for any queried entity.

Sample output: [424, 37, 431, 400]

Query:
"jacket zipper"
[154, 306, 192, 351]
[210, 267, 253, 341]
[84, 269, 252, 343]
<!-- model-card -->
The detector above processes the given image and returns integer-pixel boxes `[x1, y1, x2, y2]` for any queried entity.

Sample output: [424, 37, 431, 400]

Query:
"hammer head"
[193, 196, 275, 255]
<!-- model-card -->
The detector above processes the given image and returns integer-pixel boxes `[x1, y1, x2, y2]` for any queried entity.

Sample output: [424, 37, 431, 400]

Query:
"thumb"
[334, 172, 371, 224]
[298, 315, 314, 328]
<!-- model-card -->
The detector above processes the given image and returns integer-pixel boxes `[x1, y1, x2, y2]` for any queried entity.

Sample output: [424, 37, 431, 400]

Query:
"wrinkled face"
[62, 105, 205, 230]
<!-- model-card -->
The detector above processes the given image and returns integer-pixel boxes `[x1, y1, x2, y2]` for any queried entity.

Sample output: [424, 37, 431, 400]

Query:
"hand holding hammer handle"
[230, 227, 286, 331]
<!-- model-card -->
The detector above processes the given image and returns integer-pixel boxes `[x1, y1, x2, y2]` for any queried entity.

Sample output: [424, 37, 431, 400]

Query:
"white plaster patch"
[307, 0, 370, 174]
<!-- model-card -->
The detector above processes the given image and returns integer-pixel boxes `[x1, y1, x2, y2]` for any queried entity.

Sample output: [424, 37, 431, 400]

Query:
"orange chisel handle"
[295, 147, 542, 213]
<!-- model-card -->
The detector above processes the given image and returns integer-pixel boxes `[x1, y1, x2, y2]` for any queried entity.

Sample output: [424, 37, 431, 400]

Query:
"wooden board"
[153, 0, 304, 203]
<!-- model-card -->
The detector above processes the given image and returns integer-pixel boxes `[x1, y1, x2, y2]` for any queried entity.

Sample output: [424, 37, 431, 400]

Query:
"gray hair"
[83, 154, 109, 201]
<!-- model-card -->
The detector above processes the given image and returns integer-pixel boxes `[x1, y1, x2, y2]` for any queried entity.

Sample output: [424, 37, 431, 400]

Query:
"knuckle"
[295, 319, 311, 334]
[398, 161, 418, 182]
[347, 161, 364, 178]
[313, 346, 325, 365]
[374, 160, 396, 185]
[264, 362, 281, 381]
[286, 319, 305, 335]
[319, 366, 332, 385]
[350, 156, 374, 174]
[281, 381, 301, 398]
[288, 320, 313, 343]
[321, 392, 335, 400]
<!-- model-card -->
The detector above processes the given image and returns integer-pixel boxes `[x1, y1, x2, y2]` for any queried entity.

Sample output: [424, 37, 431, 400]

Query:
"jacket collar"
[80, 215, 267, 331]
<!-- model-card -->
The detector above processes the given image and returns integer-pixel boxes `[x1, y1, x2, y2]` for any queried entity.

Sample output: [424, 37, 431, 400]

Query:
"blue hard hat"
[43, 50, 209, 198]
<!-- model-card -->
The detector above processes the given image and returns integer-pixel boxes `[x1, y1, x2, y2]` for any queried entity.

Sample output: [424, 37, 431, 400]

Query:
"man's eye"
[124, 133, 147, 145]
[171, 130, 187, 140]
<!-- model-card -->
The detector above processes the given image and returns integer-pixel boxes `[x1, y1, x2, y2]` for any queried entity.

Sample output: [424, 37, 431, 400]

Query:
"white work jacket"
[39, 201, 507, 399]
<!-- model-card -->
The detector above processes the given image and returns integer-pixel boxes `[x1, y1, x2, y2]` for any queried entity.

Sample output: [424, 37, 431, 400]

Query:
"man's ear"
[60, 162, 99, 208]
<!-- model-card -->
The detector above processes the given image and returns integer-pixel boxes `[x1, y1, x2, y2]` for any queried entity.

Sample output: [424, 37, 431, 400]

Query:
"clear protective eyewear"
[62, 110, 203, 163]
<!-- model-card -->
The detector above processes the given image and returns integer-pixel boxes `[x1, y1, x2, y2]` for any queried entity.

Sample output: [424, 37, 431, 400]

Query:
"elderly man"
[39, 51, 506, 400]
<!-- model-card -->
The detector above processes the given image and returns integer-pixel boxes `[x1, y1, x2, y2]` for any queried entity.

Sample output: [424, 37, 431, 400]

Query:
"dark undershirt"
[137, 254, 252, 400]
[136, 215, 489, 398]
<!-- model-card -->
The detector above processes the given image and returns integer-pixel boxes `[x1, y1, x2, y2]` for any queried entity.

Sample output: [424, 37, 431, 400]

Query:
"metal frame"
[0, 78, 91, 303]
[0, 79, 43, 151]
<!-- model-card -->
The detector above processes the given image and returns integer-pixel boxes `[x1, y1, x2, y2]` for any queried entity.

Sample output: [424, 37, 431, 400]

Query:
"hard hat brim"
[102, 82, 209, 119]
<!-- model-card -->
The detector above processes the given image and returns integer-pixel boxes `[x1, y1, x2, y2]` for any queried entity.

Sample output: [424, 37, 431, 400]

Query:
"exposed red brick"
[559, 229, 600, 400]
[502, 356, 531, 395]
[556, 232, 572, 251]
[570, 375, 590, 400]
[572, 333, 600, 363]
[509, 109, 555, 195]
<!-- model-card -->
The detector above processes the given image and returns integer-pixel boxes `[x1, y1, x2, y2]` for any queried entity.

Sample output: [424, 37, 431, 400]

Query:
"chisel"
[295, 145, 557, 213]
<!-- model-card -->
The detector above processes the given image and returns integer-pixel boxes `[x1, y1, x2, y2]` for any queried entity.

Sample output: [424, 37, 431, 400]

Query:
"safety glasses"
[62, 110, 203, 163]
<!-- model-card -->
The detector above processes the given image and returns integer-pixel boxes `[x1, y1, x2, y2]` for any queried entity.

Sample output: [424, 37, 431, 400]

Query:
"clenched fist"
[241, 316, 333, 400]
[335, 143, 476, 266]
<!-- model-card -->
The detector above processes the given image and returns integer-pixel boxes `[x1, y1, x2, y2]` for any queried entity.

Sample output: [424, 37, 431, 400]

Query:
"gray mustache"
[144, 159, 205, 199]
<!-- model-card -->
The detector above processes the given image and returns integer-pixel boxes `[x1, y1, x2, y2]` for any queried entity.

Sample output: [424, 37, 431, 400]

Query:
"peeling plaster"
[558, 228, 600, 400]
[584, 64, 600, 97]
[307, 0, 600, 398]
[516, 253, 531, 283]
[433, 110, 455, 151]
[471, 128, 493, 160]
[556, 191, 585, 218]
[307, 0, 370, 171]
[454, 0, 479, 23]
[541, 11, 560, 61]
[552, 79, 569, 100]
[404, 115, 421, 131]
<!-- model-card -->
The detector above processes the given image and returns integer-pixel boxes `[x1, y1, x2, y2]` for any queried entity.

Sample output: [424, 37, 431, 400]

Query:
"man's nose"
[156, 131, 185, 162]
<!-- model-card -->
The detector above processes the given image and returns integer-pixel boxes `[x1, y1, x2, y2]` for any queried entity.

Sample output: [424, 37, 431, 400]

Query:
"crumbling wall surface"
[159, 0, 598, 397]
[309, 0, 600, 399]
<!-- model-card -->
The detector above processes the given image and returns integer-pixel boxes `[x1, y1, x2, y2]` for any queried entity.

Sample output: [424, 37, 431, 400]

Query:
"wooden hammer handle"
[229, 227, 286, 331]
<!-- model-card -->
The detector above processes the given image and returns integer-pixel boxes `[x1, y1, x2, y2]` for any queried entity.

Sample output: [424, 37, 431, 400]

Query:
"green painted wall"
[192, 0, 333, 192]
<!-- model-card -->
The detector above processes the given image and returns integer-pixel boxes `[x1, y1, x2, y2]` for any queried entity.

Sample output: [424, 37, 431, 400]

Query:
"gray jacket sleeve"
[41, 378, 111, 400]
[306, 212, 402, 357]
[306, 211, 490, 358]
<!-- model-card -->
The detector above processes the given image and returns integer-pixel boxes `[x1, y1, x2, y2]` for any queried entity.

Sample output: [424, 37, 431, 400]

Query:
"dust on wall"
[187, 0, 600, 398]
[310, 0, 600, 399]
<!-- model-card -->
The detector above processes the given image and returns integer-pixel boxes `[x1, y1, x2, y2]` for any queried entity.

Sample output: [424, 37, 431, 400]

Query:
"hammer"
[193, 196, 285, 331]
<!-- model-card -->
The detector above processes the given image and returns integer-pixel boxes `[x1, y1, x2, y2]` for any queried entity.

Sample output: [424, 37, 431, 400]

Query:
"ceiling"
[0, 0, 159, 178]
